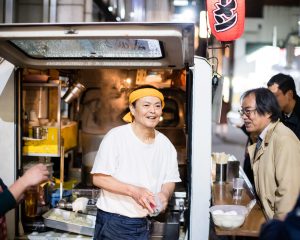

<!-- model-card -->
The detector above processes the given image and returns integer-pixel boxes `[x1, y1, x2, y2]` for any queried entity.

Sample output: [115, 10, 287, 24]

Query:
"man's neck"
[283, 98, 296, 115]
[131, 122, 155, 143]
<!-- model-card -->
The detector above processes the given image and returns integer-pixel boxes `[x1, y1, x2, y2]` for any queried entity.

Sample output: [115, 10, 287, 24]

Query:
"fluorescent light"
[199, 11, 210, 38]
[173, 0, 189, 6]
[120, 9, 125, 19]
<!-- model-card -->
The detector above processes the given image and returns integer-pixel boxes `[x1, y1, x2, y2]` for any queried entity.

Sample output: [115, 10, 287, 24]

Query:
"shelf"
[23, 82, 60, 87]
[22, 82, 62, 156]
[23, 137, 46, 141]
[22, 122, 77, 156]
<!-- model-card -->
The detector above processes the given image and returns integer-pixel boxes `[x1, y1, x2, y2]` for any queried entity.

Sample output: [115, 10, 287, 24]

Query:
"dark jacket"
[0, 178, 16, 216]
[281, 95, 300, 140]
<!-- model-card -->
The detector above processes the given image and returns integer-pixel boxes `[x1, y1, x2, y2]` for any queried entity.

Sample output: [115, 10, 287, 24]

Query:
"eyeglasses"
[238, 108, 257, 117]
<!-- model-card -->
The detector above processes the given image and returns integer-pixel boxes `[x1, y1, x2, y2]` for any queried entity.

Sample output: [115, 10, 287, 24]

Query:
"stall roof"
[0, 22, 194, 69]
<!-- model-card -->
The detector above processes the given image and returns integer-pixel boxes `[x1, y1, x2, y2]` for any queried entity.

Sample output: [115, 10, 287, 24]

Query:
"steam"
[78, 69, 129, 134]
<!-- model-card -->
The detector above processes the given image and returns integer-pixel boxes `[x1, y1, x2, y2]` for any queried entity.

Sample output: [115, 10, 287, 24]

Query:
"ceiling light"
[173, 0, 189, 6]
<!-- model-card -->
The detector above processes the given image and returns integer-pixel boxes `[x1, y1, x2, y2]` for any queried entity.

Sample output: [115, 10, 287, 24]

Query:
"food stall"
[0, 22, 212, 239]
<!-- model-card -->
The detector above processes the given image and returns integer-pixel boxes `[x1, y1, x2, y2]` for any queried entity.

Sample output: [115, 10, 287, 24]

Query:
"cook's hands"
[157, 191, 169, 212]
[130, 186, 156, 213]
[22, 163, 50, 188]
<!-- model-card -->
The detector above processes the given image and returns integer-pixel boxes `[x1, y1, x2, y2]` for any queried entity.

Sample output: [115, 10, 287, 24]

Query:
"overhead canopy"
[0, 22, 195, 69]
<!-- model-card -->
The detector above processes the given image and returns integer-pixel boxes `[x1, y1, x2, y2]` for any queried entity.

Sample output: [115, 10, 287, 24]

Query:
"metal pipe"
[4, 0, 14, 23]
[60, 138, 64, 200]
[49, 0, 57, 22]
[43, 0, 50, 22]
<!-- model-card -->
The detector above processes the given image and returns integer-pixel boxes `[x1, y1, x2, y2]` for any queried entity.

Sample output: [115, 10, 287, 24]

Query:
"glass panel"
[9, 39, 163, 59]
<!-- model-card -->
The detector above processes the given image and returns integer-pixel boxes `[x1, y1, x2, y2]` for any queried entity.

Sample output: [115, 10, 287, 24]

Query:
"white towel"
[72, 197, 89, 213]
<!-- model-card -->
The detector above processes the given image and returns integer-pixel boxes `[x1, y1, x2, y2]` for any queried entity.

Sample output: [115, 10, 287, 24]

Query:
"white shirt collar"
[259, 123, 271, 140]
[285, 112, 292, 118]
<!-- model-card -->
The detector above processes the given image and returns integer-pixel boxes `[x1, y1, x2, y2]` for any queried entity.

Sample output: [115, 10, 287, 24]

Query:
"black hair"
[241, 88, 281, 122]
[267, 73, 297, 100]
[132, 84, 158, 91]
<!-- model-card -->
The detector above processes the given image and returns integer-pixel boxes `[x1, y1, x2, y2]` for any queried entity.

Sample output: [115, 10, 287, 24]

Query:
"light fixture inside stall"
[120, 70, 134, 92]
[62, 82, 86, 104]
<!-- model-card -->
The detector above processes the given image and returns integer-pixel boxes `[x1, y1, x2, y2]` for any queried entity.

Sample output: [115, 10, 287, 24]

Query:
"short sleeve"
[163, 144, 181, 184]
[90, 131, 119, 176]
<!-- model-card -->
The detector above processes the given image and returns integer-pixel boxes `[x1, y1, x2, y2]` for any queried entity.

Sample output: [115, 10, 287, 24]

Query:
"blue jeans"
[93, 209, 150, 240]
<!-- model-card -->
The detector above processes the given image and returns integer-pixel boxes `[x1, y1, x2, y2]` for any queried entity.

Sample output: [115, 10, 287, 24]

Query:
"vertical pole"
[43, 0, 50, 22]
[4, 0, 14, 23]
[60, 138, 64, 199]
[189, 57, 212, 239]
[49, 0, 57, 23]
[196, 0, 207, 57]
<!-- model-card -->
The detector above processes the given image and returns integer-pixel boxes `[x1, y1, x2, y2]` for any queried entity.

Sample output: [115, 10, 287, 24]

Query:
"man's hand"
[22, 163, 50, 188]
[129, 186, 155, 213]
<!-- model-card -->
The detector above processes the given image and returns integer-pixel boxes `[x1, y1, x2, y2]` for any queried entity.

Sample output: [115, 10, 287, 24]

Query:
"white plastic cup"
[232, 178, 244, 199]
[149, 194, 162, 217]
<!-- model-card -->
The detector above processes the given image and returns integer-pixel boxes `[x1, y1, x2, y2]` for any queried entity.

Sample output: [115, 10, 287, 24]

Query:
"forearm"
[92, 173, 134, 197]
[92, 173, 155, 212]
[9, 176, 29, 202]
[275, 140, 300, 219]
[157, 182, 175, 211]
[275, 184, 299, 220]
[160, 182, 175, 200]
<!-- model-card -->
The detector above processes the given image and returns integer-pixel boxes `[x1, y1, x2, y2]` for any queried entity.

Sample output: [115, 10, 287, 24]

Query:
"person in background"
[91, 85, 181, 240]
[267, 73, 300, 140]
[240, 88, 300, 219]
[0, 163, 50, 239]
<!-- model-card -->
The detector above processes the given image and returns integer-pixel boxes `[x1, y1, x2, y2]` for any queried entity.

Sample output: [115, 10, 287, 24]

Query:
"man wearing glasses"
[240, 88, 300, 220]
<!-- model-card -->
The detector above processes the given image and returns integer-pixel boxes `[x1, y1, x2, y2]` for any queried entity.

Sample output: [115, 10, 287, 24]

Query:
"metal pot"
[32, 126, 47, 139]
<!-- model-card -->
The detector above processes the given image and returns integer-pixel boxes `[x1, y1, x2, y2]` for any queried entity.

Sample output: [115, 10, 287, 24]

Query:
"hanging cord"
[207, 56, 219, 74]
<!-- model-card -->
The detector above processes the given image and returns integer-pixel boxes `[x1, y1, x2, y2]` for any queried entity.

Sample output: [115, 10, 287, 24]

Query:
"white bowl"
[210, 205, 248, 229]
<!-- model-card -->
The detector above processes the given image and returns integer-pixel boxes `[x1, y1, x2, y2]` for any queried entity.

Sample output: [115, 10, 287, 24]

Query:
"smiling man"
[240, 88, 300, 219]
[91, 85, 181, 240]
[267, 73, 300, 140]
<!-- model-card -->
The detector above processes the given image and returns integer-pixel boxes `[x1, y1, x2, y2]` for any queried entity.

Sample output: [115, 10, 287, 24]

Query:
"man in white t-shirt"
[91, 86, 181, 240]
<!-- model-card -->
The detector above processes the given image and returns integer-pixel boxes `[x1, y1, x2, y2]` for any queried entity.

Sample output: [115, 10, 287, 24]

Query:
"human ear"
[286, 90, 294, 100]
[129, 104, 135, 116]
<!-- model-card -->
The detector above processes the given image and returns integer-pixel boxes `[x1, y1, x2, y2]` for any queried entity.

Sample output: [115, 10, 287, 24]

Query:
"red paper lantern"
[207, 0, 245, 42]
